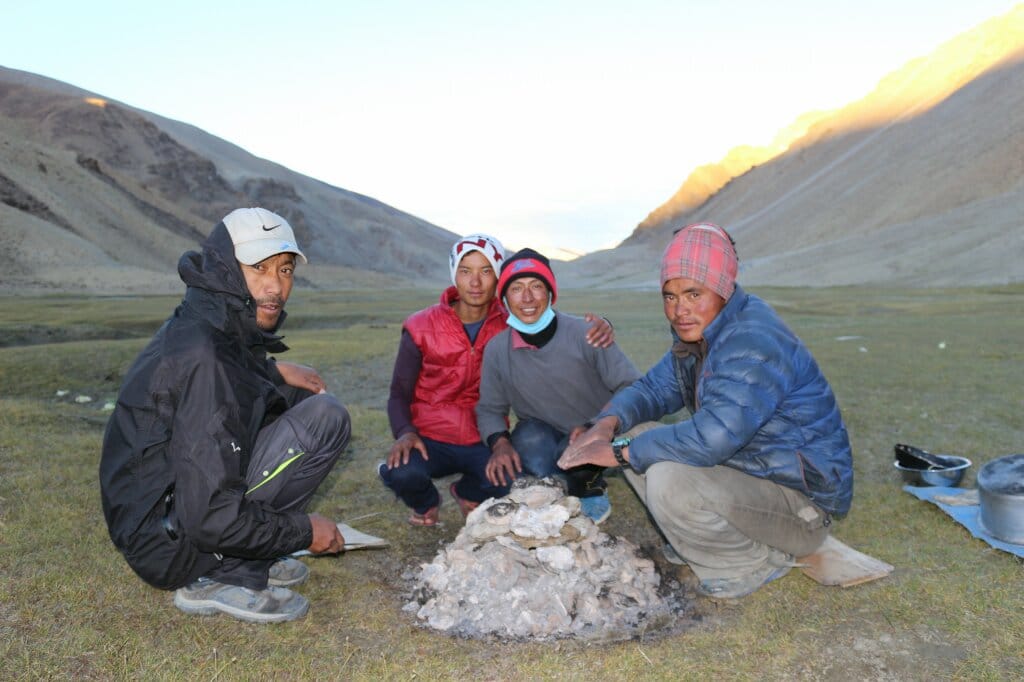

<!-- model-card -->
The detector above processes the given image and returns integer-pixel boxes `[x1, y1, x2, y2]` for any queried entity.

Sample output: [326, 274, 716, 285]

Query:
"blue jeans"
[511, 419, 607, 499]
[379, 437, 509, 514]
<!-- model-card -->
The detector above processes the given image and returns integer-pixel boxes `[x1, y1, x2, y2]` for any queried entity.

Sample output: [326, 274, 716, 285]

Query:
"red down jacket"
[403, 287, 506, 445]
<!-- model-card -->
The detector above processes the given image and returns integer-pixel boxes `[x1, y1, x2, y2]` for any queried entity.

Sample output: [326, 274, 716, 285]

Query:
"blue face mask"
[504, 294, 555, 334]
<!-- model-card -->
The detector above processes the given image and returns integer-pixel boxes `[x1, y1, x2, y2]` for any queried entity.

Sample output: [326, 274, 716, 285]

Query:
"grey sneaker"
[268, 557, 309, 587]
[174, 577, 309, 623]
[697, 553, 793, 600]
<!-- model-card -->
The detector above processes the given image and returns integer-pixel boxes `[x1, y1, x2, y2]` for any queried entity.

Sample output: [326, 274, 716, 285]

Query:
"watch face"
[612, 442, 628, 467]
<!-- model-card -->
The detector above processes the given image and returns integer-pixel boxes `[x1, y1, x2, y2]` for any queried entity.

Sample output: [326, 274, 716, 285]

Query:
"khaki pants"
[623, 461, 829, 581]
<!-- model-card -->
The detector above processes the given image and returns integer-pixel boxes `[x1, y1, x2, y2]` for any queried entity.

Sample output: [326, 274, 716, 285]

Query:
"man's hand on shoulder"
[276, 361, 327, 394]
[583, 313, 615, 348]
[307, 513, 345, 554]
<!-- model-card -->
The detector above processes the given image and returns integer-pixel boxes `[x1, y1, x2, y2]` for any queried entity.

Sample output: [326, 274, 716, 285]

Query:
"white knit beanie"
[448, 234, 506, 284]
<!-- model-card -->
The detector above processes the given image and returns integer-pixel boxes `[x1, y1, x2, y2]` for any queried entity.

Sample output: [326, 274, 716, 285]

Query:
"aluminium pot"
[977, 453, 1024, 545]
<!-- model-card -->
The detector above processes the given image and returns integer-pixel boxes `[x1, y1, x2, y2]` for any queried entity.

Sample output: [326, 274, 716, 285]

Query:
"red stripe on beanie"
[497, 250, 558, 303]
[449, 233, 505, 285]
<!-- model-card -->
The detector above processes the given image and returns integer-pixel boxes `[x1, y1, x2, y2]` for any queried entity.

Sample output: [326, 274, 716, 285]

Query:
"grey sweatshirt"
[476, 312, 640, 440]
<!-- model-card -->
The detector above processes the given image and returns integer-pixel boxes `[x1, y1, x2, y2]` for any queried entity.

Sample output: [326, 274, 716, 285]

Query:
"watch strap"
[610, 436, 631, 467]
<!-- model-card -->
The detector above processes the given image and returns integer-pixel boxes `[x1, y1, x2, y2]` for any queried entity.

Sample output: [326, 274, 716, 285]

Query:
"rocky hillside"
[564, 5, 1024, 289]
[0, 66, 456, 294]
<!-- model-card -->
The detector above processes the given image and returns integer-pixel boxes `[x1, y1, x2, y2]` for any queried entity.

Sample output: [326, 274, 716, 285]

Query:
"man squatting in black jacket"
[100, 207, 351, 623]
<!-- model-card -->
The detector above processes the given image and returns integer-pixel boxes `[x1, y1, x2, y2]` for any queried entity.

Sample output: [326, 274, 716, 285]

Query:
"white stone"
[556, 495, 582, 516]
[406, 479, 678, 641]
[506, 477, 564, 507]
[509, 504, 570, 539]
[567, 515, 598, 541]
[535, 545, 575, 572]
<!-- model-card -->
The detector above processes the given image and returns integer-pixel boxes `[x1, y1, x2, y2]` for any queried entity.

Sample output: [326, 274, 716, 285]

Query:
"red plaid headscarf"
[660, 223, 738, 300]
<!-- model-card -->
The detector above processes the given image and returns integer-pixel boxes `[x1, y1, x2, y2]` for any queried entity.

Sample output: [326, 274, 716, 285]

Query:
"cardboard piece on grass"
[290, 523, 389, 557]
[336, 523, 390, 550]
[797, 535, 894, 587]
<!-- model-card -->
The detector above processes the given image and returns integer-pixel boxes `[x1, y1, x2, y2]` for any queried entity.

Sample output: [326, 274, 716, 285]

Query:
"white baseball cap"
[222, 207, 308, 265]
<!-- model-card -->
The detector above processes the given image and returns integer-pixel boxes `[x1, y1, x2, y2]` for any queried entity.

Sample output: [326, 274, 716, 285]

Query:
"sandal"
[449, 483, 479, 517]
[408, 506, 439, 527]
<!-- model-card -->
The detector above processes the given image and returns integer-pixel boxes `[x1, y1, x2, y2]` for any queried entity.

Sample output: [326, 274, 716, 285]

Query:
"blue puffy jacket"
[601, 284, 853, 517]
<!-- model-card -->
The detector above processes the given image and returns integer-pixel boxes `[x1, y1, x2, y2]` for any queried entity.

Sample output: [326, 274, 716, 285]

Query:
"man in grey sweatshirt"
[475, 248, 639, 523]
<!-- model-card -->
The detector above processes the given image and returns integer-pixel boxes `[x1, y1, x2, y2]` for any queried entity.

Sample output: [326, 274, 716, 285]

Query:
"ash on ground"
[403, 477, 686, 641]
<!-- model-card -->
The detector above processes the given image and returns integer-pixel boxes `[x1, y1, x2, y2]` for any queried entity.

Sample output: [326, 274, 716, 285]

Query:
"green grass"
[2, 285, 1023, 680]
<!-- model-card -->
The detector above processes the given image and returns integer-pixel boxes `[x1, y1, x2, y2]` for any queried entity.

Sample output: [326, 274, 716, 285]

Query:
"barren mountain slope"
[0, 66, 456, 294]
[564, 6, 1024, 289]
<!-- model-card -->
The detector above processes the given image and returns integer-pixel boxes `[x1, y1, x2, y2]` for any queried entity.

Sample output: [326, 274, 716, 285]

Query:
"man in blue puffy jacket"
[559, 223, 853, 600]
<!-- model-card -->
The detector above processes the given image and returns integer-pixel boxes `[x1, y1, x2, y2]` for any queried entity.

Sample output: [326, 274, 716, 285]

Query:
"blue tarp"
[903, 485, 1024, 559]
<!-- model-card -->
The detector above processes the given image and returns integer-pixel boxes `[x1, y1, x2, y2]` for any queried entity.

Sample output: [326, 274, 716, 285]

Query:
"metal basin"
[894, 455, 971, 487]
[977, 454, 1024, 545]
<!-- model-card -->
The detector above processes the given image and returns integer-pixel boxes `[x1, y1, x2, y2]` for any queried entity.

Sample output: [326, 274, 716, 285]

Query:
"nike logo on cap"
[262, 223, 281, 232]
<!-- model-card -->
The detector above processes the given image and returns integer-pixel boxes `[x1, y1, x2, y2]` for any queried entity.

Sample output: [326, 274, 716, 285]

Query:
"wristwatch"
[610, 436, 631, 467]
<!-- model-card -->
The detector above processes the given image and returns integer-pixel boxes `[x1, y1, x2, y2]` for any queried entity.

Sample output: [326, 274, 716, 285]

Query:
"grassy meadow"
[1, 284, 1023, 680]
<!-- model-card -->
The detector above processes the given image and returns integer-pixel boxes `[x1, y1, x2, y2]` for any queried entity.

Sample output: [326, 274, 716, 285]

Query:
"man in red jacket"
[379, 234, 614, 526]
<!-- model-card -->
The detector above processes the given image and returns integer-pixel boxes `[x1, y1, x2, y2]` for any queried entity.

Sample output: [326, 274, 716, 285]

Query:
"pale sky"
[3, 1, 1018, 255]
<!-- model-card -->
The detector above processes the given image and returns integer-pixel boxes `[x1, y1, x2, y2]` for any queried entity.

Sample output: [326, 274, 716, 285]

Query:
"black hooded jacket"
[99, 222, 312, 589]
